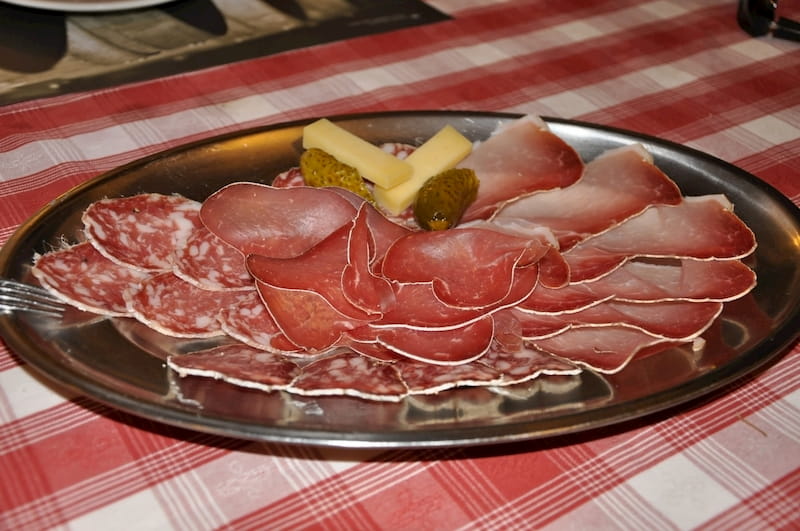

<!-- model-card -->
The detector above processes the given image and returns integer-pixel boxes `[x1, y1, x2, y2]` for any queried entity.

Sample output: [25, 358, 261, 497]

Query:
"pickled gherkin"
[413, 168, 480, 231]
[300, 148, 374, 202]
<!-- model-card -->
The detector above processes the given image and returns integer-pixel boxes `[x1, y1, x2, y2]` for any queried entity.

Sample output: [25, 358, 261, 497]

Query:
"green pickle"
[413, 168, 480, 231]
[300, 148, 374, 202]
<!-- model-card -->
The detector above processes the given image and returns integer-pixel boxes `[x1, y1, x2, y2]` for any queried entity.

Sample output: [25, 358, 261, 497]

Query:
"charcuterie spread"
[30, 115, 758, 402]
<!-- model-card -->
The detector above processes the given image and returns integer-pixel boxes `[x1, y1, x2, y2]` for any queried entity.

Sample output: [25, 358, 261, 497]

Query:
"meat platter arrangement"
[29, 114, 758, 403]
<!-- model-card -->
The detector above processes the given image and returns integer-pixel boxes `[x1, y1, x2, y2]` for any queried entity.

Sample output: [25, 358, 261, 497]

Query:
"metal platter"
[1, 111, 798, 448]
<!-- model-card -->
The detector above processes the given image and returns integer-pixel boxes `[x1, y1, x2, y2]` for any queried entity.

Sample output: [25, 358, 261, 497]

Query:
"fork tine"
[0, 279, 66, 317]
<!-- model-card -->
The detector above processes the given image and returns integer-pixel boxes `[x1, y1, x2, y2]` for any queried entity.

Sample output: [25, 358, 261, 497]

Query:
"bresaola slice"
[201, 183, 358, 258]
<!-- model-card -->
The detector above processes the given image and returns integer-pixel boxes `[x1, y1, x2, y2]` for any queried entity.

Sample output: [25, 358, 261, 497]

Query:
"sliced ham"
[31, 242, 151, 316]
[461, 115, 584, 221]
[493, 144, 682, 250]
[564, 195, 757, 282]
[201, 183, 358, 258]
[82, 193, 203, 271]
[173, 226, 253, 291]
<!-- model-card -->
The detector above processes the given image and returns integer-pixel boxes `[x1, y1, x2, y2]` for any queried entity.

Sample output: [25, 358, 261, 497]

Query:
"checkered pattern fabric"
[1, 0, 799, 529]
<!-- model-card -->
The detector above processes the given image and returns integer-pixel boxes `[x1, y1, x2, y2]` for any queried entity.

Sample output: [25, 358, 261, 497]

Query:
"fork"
[0, 279, 66, 317]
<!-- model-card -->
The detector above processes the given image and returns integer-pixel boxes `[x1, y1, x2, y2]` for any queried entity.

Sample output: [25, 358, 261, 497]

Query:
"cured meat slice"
[375, 264, 539, 330]
[563, 195, 757, 282]
[493, 144, 682, 250]
[395, 359, 503, 394]
[369, 315, 495, 365]
[201, 183, 358, 258]
[520, 258, 757, 313]
[478, 345, 580, 385]
[290, 350, 407, 401]
[255, 281, 368, 352]
[31, 242, 151, 316]
[125, 272, 253, 338]
[381, 228, 547, 309]
[341, 204, 396, 315]
[174, 226, 253, 291]
[218, 291, 302, 354]
[531, 326, 685, 373]
[461, 115, 584, 221]
[82, 193, 202, 271]
[514, 300, 723, 340]
[167, 344, 300, 390]
[271, 167, 305, 188]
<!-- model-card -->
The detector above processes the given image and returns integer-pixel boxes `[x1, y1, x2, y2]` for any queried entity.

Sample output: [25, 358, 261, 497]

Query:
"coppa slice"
[493, 144, 682, 250]
[31, 242, 151, 316]
[563, 195, 757, 282]
[201, 183, 358, 259]
[83, 193, 203, 271]
[460, 115, 584, 221]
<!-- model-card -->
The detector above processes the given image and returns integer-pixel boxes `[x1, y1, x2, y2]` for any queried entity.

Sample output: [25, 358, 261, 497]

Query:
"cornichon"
[300, 148, 374, 202]
[413, 168, 479, 231]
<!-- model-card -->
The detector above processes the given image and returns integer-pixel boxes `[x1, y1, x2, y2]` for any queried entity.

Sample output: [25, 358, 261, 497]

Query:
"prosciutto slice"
[82, 193, 202, 271]
[514, 300, 723, 340]
[493, 144, 682, 250]
[520, 258, 757, 313]
[201, 183, 358, 258]
[564, 195, 757, 282]
[31, 242, 151, 316]
[461, 115, 584, 221]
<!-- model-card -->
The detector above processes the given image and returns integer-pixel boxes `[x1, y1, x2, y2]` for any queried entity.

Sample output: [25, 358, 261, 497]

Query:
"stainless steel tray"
[1, 111, 798, 448]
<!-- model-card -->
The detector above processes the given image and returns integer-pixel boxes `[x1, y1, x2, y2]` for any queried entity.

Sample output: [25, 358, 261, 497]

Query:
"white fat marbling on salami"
[82, 193, 202, 271]
[217, 290, 303, 354]
[167, 344, 300, 390]
[478, 345, 581, 385]
[289, 350, 407, 402]
[174, 226, 253, 291]
[395, 359, 503, 394]
[125, 272, 253, 338]
[31, 242, 151, 316]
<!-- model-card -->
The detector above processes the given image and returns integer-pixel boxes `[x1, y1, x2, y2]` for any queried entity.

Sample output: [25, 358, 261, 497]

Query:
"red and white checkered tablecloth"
[2, 0, 799, 529]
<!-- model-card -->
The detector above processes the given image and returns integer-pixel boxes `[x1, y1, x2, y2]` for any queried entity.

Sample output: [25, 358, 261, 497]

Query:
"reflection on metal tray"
[1, 111, 798, 448]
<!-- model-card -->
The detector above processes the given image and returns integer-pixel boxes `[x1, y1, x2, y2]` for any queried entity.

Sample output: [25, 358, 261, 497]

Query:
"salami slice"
[395, 358, 503, 394]
[167, 344, 300, 390]
[289, 350, 407, 402]
[31, 242, 151, 316]
[125, 272, 253, 338]
[218, 291, 303, 354]
[174, 226, 253, 291]
[82, 193, 202, 271]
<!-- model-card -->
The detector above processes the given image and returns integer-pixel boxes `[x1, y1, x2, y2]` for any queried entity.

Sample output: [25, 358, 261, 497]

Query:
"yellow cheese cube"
[302, 118, 412, 189]
[373, 125, 473, 215]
